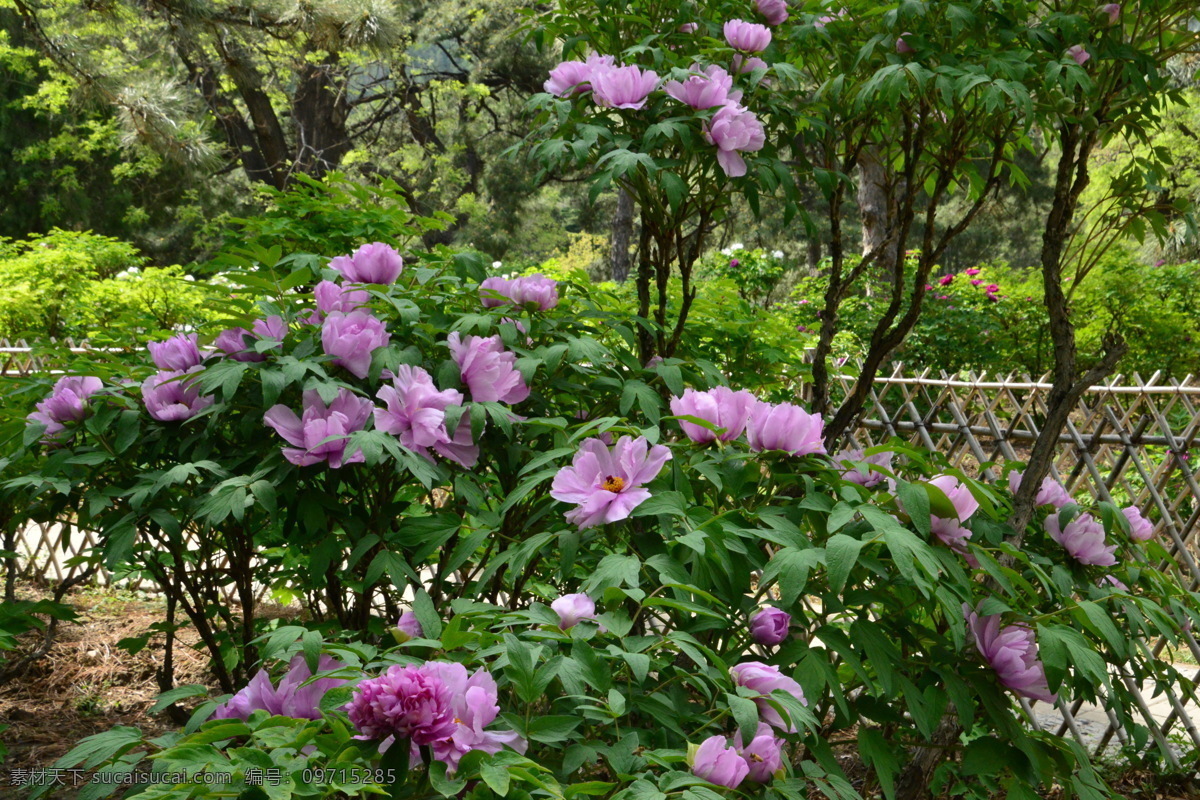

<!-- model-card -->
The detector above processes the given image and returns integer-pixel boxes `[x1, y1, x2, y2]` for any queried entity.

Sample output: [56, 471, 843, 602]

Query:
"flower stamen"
[600, 475, 625, 492]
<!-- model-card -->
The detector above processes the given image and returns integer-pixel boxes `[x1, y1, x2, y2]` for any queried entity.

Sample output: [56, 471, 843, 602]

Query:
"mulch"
[0, 584, 213, 780]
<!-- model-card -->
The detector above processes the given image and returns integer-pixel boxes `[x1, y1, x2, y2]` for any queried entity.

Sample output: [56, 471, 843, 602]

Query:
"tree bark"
[216, 39, 291, 187]
[611, 188, 634, 282]
[893, 717, 961, 800]
[857, 146, 890, 259]
[1007, 124, 1125, 537]
[292, 55, 351, 178]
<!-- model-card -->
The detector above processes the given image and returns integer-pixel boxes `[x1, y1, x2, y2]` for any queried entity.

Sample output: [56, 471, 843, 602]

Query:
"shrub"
[10, 224, 1199, 799]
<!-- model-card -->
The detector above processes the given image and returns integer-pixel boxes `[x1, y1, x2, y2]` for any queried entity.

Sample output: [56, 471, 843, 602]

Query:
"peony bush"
[7, 0, 1200, 794]
[11, 218, 1200, 799]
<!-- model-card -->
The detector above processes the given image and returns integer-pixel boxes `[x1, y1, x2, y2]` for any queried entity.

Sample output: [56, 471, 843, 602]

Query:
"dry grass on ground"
[0, 584, 213, 780]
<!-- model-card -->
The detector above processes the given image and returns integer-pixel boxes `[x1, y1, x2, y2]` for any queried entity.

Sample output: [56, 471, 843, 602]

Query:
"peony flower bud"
[749, 607, 791, 646]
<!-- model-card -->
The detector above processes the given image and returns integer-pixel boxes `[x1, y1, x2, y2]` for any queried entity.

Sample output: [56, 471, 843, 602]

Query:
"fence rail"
[0, 338, 120, 378]
[7, 349, 1200, 766]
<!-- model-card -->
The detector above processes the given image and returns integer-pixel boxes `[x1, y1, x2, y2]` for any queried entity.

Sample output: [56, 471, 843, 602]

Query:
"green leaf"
[896, 481, 931, 536]
[53, 726, 144, 770]
[480, 759, 511, 797]
[527, 715, 581, 743]
[857, 727, 899, 800]
[620, 652, 650, 683]
[825, 534, 863, 595]
[413, 588, 443, 640]
[961, 736, 1027, 777]
[760, 548, 821, 607]
[381, 734, 410, 800]
[301, 630, 323, 674]
[585, 554, 641, 592]
[727, 692, 760, 744]
[149, 685, 210, 715]
[1073, 600, 1127, 659]
[881, 526, 940, 590]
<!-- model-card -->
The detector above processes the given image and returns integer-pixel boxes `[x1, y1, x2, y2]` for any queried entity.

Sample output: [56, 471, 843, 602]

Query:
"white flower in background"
[184, 275, 196, 281]
[492, 261, 503, 268]
[772, 250, 784, 259]
[720, 242, 746, 256]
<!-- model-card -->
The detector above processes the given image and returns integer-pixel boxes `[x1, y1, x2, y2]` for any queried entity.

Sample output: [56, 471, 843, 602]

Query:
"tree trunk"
[218, 40, 291, 187]
[894, 717, 961, 800]
[806, 237, 822, 272]
[857, 146, 902, 279]
[611, 188, 634, 282]
[1008, 125, 1124, 537]
[292, 55, 351, 178]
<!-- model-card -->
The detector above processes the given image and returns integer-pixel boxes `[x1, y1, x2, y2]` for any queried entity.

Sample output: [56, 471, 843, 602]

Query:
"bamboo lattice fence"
[826, 365, 1200, 766]
[6, 344, 1200, 765]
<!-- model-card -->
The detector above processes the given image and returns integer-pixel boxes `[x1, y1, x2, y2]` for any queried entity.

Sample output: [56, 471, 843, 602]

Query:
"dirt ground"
[0, 584, 214, 782]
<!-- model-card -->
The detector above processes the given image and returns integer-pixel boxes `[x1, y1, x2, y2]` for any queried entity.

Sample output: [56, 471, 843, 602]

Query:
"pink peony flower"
[724, 19, 772, 52]
[692, 735, 749, 788]
[1101, 574, 1128, 591]
[212, 655, 348, 721]
[1007, 470, 1073, 509]
[926, 474, 980, 549]
[1046, 512, 1117, 566]
[730, 661, 807, 732]
[479, 276, 514, 308]
[669, 386, 757, 443]
[550, 435, 671, 530]
[939, 274, 954, 286]
[422, 663, 527, 773]
[734, 723, 785, 782]
[1101, 4, 1120, 25]
[965, 268, 980, 276]
[733, 55, 770, 75]
[216, 316, 286, 363]
[214, 327, 259, 362]
[263, 388, 373, 469]
[749, 607, 791, 646]
[322, 310, 390, 379]
[679, 22, 700, 34]
[544, 54, 615, 97]
[480, 274, 558, 310]
[747, 401, 825, 455]
[896, 32, 913, 54]
[964, 603, 1056, 703]
[704, 104, 766, 178]
[665, 66, 737, 110]
[1067, 45, 1090, 66]
[330, 242, 404, 284]
[394, 611, 423, 643]
[27, 375, 103, 442]
[142, 367, 214, 422]
[592, 65, 659, 110]
[148, 333, 203, 371]
[835, 447, 892, 488]
[314, 280, 369, 317]
[1122, 506, 1153, 541]
[551, 593, 598, 629]
[508, 274, 559, 310]
[373, 365, 478, 468]
[348, 663, 458, 746]
[755, 0, 788, 26]
[446, 333, 530, 404]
